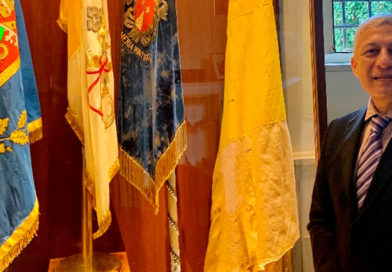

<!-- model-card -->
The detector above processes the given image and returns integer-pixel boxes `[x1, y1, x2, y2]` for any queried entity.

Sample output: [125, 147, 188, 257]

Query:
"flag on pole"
[58, 0, 119, 238]
[0, 0, 41, 268]
[118, 0, 186, 212]
[204, 0, 299, 271]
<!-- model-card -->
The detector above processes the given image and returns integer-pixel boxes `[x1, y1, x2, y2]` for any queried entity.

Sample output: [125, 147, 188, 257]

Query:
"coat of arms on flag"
[118, 0, 186, 212]
[0, 0, 42, 269]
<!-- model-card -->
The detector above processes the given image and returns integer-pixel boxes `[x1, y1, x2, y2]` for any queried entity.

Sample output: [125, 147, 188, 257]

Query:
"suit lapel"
[338, 107, 366, 219]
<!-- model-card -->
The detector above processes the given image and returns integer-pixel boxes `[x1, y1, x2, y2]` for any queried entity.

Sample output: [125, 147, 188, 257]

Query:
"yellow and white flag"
[58, 0, 119, 238]
[205, 0, 299, 271]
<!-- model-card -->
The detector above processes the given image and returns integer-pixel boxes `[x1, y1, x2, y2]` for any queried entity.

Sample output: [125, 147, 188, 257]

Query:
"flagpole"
[167, 172, 181, 272]
[81, 152, 93, 272]
[52, 152, 122, 272]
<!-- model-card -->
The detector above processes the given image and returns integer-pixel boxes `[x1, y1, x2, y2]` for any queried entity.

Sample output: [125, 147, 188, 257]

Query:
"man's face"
[351, 24, 392, 106]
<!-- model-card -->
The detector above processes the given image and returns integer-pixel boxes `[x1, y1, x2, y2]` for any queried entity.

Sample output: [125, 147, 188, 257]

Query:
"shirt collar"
[365, 98, 392, 121]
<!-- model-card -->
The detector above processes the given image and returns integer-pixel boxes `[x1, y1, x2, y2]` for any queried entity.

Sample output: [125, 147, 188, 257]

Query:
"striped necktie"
[356, 115, 391, 208]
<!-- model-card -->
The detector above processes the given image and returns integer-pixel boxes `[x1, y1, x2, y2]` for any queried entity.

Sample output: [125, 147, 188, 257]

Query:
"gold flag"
[204, 0, 299, 270]
[58, 0, 119, 238]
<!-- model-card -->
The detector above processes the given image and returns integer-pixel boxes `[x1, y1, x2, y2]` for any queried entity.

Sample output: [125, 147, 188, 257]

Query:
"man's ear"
[351, 57, 358, 78]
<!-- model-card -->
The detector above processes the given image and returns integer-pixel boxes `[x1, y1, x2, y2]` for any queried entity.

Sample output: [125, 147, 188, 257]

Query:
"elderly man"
[308, 14, 392, 272]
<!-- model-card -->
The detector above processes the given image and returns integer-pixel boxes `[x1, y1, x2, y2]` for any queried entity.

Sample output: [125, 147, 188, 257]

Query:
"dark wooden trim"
[310, 0, 328, 162]
[274, 0, 280, 31]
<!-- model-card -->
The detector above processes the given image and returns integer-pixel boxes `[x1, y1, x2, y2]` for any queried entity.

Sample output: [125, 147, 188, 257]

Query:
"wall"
[280, 1, 315, 156]
[326, 67, 368, 122]
[279, 0, 316, 271]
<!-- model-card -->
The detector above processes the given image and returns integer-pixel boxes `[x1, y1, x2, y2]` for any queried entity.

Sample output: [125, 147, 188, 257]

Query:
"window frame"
[325, 0, 392, 69]
[324, 0, 352, 70]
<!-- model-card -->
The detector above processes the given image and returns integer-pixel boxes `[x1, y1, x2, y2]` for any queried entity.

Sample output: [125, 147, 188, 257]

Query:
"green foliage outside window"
[333, 1, 392, 52]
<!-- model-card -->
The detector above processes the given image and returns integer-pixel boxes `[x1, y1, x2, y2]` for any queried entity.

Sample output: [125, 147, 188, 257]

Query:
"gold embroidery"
[86, 6, 102, 33]
[0, 43, 8, 59]
[0, 117, 8, 134]
[17, 110, 26, 129]
[0, 110, 29, 154]
[101, 88, 114, 128]
[0, 143, 5, 152]
[0, 0, 14, 18]
[9, 130, 28, 145]
[121, 31, 152, 63]
[2, 20, 16, 30]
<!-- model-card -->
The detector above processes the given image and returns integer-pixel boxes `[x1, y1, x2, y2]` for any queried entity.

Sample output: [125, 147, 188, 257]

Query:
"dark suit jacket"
[308, 107, 392, 272]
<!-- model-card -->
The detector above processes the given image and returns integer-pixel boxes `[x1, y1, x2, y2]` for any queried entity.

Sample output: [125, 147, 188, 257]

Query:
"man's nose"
[376, 48, 392, 69]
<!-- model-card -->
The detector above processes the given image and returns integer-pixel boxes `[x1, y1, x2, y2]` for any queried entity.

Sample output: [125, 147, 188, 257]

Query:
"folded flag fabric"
[118, 0, 186, 212]
[0, 0, 41, 269]
[205, 0, 299, 271]
[58, 0, 119, 238]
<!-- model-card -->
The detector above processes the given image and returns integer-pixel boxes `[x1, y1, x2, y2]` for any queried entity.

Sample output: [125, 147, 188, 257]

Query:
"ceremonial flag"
[0, 0, 41, 268]
[205, 0, 299, 271]
[58, 0, 119, 238]
[118, 0, 186, 211]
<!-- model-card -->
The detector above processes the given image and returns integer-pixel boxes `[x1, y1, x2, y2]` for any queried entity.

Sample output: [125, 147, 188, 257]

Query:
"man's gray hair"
[353, 13, 392, 56]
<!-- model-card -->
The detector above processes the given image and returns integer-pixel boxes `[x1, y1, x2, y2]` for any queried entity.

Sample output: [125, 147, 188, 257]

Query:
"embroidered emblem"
[0, 0, 18, 69]
[123, 0, 168, 48]
[0, 110, 29, 154]
[86, 6, 102, 33]
[101, 86, 114, 128]
[86, 6, 115, 129]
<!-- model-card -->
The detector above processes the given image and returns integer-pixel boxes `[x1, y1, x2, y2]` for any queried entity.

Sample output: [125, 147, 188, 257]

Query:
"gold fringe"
[119, 121, 187, 214]
[92, 211, 112, 239]
[108, 159, 120, 182]
[65, 100, 119, 239]
[28, 118, 43, 144]
[119, 148, 155, 206]
[83, 159, 119, 239]
[65, 109, 84, 144]
[82, 159, 120, 207]
[56, 18, 68, 33]
[0, 199, 39, 270]
[0, 58, 20, 87]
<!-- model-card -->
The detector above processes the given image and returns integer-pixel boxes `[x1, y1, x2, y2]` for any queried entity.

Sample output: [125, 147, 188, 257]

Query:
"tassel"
[119, 121, 187, 213]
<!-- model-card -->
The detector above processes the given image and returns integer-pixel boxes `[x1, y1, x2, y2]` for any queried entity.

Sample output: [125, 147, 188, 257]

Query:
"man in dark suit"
[308, 14, 392, 272]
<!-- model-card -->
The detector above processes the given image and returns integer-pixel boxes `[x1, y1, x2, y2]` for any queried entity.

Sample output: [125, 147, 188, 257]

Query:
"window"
[333, 1, 392, 52]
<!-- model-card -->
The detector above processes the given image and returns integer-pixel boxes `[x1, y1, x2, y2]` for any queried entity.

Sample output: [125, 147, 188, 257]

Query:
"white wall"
[326, 67, 369, 123]
[280, 1, 315, 157]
